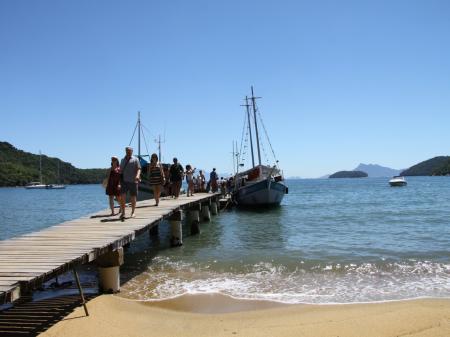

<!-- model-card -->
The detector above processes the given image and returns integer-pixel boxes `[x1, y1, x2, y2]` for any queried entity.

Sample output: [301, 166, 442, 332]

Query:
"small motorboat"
[389, 176, 407, 187]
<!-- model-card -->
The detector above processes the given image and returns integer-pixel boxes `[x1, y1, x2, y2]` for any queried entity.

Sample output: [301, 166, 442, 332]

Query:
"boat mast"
[138, 111, 141, 157]
[235, 140, 239, 174]
[39, 150, 42, 183]
[250, 86, 262, 166]
[243, 96, 255, 167]
[232, 141, 235, 175]
[157, 135, 161, 161]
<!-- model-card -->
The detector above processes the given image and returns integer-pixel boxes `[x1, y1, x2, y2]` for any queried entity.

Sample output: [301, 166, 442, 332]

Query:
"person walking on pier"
[185, 164, 195, 197]
[119, 147, 141, 219]
[169, 157, 184, 199]
[210, 168, 218, 193]
[198, 170, 206, 192]
[105, 156, 122, 216]
[148, 153, 165, 206]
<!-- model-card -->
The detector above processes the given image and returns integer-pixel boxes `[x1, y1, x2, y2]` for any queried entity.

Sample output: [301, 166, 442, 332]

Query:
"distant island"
[401, 156, 450, 176]
[0, 142, 107, 187]
[353, 163, 401, 177]
[329, 171, 368, 178]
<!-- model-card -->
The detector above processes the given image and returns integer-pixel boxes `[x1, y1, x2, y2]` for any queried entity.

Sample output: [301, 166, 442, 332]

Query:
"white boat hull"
[25, 184, 66, 189]
[389, 176, 407, 187]
[25, 185, 48, 189]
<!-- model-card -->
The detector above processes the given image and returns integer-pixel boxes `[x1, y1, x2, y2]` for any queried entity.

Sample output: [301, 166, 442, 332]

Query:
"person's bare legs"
[174, 181, 181, 198]
[109, 195, 115, 215]
[116, 195, 123, 214]
[130, 195, 137, 217]
[154, 185, 161, 205]
[120, 193, 126, 218]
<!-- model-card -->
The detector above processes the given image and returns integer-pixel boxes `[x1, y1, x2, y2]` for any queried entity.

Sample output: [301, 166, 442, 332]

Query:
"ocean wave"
[120, 257, 450, 304]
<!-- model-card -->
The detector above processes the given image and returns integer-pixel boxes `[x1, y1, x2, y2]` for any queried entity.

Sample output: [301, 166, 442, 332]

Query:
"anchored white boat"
[232, 87, 288, 207]
[389, 176, 407, 187]
[47, 184, 66, 189]
[25, 181, 48, 189]
[25, 151, 66, 189]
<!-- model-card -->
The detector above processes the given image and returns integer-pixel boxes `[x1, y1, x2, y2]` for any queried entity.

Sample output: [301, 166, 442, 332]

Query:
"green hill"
[401, 156, 450, 176]
[0, 142, 107, 187]
[329, 170, 368, 178]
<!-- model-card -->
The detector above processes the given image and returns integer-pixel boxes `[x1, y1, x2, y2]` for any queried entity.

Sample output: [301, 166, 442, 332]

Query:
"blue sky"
[1, 0, 449, 178]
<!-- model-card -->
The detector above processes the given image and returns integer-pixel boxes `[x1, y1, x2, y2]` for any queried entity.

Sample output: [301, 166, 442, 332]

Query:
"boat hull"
[47, 184, 66, 189]
[25, 185, 48, 189]
[234, 179, 287, 207]
[137, 181, 154, 201]
[389, 181, 407, 187]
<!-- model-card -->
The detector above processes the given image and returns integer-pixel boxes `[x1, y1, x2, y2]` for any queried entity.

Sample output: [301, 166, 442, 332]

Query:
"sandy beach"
[40, 294, 450, 337]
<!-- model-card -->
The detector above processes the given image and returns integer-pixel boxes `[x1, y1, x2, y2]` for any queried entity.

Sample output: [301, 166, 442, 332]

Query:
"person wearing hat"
[169, 157, 184, 198]
[105, 156, 122, 216]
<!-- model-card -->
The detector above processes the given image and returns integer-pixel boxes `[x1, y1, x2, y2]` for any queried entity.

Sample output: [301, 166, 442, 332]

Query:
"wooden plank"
[0, 277, 34, 281]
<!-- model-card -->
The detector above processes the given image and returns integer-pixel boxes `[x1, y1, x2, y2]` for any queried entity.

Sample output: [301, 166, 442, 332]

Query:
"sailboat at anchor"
[25, 151, 66, 189]
[232, 87, 288, 207]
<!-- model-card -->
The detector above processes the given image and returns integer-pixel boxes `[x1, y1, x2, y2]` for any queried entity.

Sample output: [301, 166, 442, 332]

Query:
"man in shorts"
[119, 147, 141, 219]
[169, 157, 184, 199]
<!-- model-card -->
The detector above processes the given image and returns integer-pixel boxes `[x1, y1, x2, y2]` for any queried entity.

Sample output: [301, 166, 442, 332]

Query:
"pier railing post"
[72, 267, 89, 316]
[169, 211, 183, 247]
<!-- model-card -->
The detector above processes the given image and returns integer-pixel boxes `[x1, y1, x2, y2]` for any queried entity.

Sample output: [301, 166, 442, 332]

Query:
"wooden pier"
[0, 193, 222, 309]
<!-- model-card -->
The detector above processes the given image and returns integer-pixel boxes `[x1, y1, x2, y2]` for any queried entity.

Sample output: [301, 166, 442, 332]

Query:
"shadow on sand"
[0, 294, 97, 337]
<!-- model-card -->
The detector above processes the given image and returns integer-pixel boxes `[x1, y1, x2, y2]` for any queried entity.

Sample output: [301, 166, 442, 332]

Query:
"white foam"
[120, 258, 450, 304]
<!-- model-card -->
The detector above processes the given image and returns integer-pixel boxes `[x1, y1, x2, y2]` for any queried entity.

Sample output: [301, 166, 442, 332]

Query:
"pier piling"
[201, 201, 211, 221]
[211, 200, 218, 215]
[188, 209, 201, 235]
[169, 211, 183, 247]
[96, 248, 123, 293]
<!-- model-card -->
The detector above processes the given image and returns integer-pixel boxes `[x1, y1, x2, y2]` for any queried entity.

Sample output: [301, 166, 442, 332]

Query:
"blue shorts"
[121, 181, 138, 197]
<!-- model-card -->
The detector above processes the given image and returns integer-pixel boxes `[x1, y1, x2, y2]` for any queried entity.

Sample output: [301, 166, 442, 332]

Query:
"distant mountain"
[401, 156, 450, 176]
[329, 170, 368, 178]
[0, 141, 107, 187]
[353, 163, 401, 177]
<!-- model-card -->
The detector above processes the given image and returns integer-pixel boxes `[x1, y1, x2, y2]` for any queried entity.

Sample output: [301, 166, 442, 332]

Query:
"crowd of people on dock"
[104, 146, 231, 220]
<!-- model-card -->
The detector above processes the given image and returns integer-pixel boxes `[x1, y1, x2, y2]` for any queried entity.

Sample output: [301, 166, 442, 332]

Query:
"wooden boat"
[232, 87, 288, 207]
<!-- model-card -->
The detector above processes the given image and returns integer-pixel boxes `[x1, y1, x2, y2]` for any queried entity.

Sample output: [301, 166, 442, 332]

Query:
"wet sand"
[39, 293, 450, 337]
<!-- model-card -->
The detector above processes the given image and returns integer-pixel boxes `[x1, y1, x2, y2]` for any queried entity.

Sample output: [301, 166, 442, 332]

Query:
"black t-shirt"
[170, 163, 184, 181]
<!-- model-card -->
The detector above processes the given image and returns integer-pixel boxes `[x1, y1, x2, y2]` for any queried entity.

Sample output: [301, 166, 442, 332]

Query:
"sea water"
[1, 177, 450, 304]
